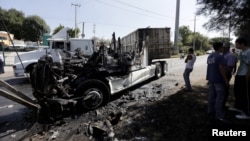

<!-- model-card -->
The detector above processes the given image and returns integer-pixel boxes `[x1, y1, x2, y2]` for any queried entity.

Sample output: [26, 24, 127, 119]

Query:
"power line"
[93, 24, 96, 37]
[95, 0, 173, 20]
[111, 0, 172, 18]
[82, 0, 91, 5]
[110, 0, 195, 22]
[78, 21, 137, 28]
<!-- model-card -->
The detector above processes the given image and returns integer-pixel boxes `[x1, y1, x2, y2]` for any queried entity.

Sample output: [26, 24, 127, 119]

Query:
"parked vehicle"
[206, 49, 215, 54]
[9, 40, 26, 50]
[0, 31, 14, 48]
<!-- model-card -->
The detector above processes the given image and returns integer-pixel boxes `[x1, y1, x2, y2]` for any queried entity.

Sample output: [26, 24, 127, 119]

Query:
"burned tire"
[154, 62, 162, 79]
[76, 79, 110, 110]
[26, 64, 36, 82]
[161, 62, 167, 76]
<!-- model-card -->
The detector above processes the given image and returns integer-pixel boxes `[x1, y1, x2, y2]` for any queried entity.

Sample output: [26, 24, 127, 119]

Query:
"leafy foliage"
[179, 26, 193, 46]
[0, 8, 25, 40]
[52, 24, 65, 35]
[52, 24, 80, 38]
[0, 7, 50, 41]
[67, 28, 80, 38]
[178, 26, 210, 51]
[196, 0, 250, 38]
[22, 15, 50, 41]
[209, 37, 230, 45]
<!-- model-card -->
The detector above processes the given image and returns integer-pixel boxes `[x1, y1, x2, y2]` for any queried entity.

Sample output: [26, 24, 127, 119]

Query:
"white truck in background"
[13, 27, 96, 77]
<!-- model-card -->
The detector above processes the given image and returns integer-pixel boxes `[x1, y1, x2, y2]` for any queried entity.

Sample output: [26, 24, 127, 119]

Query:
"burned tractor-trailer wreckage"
[0, 27, 171, 122]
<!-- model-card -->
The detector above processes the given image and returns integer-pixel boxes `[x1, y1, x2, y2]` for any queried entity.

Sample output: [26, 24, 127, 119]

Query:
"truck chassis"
[0, 30, 168, 122]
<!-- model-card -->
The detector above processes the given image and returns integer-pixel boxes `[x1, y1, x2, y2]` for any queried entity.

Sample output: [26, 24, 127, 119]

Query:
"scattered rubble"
[21, 82, 172, 141]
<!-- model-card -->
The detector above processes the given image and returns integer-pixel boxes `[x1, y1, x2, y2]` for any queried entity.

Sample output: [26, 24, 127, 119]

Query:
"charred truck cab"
[28, 27, 170, 120]
[13, 27, 95, 77]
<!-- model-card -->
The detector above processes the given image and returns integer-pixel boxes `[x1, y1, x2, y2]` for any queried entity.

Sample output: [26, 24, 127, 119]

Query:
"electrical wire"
[95, 0, 171, 20]
[110, 0, 173, 18]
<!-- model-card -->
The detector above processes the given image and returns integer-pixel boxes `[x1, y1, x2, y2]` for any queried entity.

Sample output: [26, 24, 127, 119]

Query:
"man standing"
[231, 37, 250, 120]
[183, 48, 196, 92]
[207, 42, 228, 122]
[222, 43, 236, 109]
[231, 48, 239, 74]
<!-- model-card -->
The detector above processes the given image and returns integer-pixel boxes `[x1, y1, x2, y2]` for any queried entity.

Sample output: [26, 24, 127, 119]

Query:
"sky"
[0, 0, 230, 41]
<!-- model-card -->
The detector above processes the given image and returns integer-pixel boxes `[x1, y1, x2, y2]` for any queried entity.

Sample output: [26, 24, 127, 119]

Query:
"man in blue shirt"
[206, 42, 228, 122]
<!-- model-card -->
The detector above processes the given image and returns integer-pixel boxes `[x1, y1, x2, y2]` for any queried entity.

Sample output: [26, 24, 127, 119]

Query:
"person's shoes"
[228, 107, 244, 114]
[235, 114, 250, 120]
[223, 106, 229, 111]
[184, 89, 192, 92]
[208, 113, 215, 121]
[208, 112, 215, 117]
[216, 117, 231, 124]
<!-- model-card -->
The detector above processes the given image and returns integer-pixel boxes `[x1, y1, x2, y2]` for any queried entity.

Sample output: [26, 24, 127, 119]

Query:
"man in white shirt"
[230, 37, 250, 120]
[183, 48, 196, 92]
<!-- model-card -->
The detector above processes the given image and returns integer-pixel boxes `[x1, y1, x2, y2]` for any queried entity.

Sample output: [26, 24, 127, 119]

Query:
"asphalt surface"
[0, 66, 32, 141]
[0, 66, 29, 85]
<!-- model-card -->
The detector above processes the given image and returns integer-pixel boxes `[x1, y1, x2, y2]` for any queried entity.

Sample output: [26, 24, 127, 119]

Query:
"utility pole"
[81, 22, 85, 38]
[228, 12, 231, 42]
[193, 15, 196, 49]
[71, 3, 81, 37]
[173, 0, 180, 54]
[93, 24, 96, 38]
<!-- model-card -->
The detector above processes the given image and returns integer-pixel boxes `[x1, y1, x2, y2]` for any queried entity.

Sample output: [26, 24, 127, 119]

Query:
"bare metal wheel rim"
[163, 63, 167, 74]
[156, 65, 162, 77]
[82, 88, 103, 109]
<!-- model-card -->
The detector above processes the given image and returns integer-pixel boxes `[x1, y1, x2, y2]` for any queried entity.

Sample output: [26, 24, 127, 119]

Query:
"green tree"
[178, 25, 210, 52]
[53, 24, 64, 35]
[23, 15, 50, 41]
[196, 0, 250, 40]
[67, 28, 80, 38]
[194, 33, 211, 51]
[209, 37, 230, 45]
[0, 8, 25, 40]
[179, 26, 193, 46]
[52, 25, 80, 38]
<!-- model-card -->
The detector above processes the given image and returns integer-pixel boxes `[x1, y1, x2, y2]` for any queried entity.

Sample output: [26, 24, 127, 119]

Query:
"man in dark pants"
[222, 43, 236, 110]
[207, 42, 228, 122]
[231, 48, 238, 74]
[229, 37, 250, 120]
[183, 48, 196, 92]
